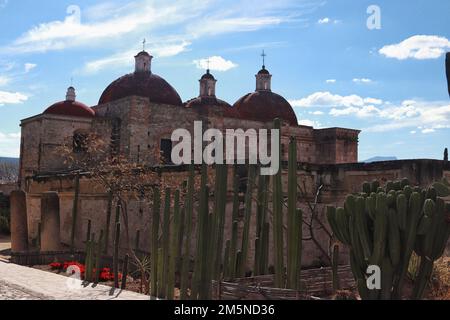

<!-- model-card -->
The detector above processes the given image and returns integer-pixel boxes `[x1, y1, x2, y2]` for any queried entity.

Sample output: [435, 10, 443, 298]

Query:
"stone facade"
[17, 49, 449, 269]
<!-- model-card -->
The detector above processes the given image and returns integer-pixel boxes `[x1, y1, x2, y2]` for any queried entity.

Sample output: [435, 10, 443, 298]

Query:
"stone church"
[17, 50, 449, 266]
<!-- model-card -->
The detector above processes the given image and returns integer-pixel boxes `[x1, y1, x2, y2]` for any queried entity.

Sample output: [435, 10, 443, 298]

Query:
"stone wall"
[21, 159, 450, 268]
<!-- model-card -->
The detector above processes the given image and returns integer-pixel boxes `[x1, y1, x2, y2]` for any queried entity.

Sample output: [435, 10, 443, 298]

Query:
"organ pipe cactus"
[167, 190, 181, 300]
[180, 165, 194, 300]
[121, 254, 129, 290]
[287, 137, 302, 290]
[94, 230, 103, 285]
[272, 118, 285, 288]
[327, 178, 450, 299]
[161, 188, 171, 298]
[150, 187, 161, 299]
[239, 165, 256, 277]
[113, 222, 121, 289]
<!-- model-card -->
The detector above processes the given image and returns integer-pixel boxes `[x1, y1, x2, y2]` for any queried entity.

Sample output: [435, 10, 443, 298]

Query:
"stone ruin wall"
[22, 159, 450, 269]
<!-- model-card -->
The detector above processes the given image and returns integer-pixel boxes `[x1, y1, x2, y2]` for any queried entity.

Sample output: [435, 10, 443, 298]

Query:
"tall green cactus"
[104, 191, 113, 254]
[180, 164, 194, 300]
[161, 188, 171, 298]
[94, 230, 103, 285]
[167, 190, 181, 300]
[228, 170, 240, 280]
[113, 222, 120, 289]
[239, 165, 256, 277]
[150, 187, 161, 299]
[287, 137, 302, 290]
[121, 254, 129, 290]
[327, 178, 450, 300]
[272, 118, 284, 288]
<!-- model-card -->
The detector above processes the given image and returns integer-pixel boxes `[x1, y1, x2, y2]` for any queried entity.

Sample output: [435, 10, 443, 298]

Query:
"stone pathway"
[0, 261, 149, 300]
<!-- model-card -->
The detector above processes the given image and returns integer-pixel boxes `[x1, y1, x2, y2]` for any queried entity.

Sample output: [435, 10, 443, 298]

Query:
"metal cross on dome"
[142, 38, 146, 51]
[261, 50, 267, 68]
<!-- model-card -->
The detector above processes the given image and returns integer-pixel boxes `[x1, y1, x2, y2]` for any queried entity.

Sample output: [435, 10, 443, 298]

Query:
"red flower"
[49, 262, 63, 269]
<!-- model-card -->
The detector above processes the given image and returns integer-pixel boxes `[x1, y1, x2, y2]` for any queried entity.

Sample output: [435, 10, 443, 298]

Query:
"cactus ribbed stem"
[180, 165, 194, 300]
[150, 187, 160, 299]
[113, 222, 120, 289]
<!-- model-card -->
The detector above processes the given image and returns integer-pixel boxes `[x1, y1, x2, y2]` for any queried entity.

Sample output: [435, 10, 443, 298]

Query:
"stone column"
[10, 190, 29, 253]
[40, 192, 62, 251]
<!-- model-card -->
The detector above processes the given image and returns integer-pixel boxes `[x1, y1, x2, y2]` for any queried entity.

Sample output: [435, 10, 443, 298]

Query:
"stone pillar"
[40, 192, 62, 251]
[10, 190, 28, 253]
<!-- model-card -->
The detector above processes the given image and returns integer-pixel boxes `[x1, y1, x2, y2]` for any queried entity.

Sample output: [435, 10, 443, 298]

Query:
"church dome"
[98, 49, 183, 106]
[98, 72, 182, 106]
[44, 87, 95, 118]
[233, 64, 298, 126]
[185, 96, 239, 118]
[233, 91, 298, 125]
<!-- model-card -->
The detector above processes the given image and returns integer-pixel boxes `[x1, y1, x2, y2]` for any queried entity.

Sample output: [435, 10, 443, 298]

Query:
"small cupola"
[135, 50, 153, 73]
[66, 86, 76, 101]
[199, 69, 217, 97]
[255, 50, 272, 91]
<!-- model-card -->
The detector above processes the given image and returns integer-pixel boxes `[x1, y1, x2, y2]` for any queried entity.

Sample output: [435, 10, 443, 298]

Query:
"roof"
[43, 100, 95, 118]
[184, 96, 239, 118]
[201, 70, 216, 80]
[233, 91, 298, 126]
[257, 67, 270, 75]
[98, 72, 183, 106]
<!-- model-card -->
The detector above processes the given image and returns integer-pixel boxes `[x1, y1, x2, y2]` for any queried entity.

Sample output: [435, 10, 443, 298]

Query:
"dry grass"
[427, 257, 450, 300]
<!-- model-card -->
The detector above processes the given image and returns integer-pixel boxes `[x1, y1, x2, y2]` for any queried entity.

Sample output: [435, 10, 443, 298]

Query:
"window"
[73, 132, 87, 153]
[160, 139, 173, 164]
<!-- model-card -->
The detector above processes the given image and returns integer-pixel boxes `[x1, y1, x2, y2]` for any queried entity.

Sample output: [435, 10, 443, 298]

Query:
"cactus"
[161, 188, 171, 298]
[211, 164, 228, 280]
[192, 164, 209, 299]
[287, 136, 302, 290]
[254, 173, 269, 277]
[134, 230, 140, 252]
[167, 190, 181, 300]
[180, 165, 194, 300]
[94, 230, 103, 285]
[327, 179, 450, 299]
[104, 191, 113, 254]
[150, 187, 160, 299]
[272, 118, 284, 288]
[121, 254, 129, 290]
[113, 222, 120, 289]
[332, 243, 340, 292]
[70, 174, 80, 252]
[238, 165, 256, 277]
[228, 171, 240, 279]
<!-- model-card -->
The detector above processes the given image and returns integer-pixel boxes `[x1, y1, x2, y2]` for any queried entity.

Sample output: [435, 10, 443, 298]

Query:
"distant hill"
[0, 157, 19, 165]
[363, 156, 398, 163]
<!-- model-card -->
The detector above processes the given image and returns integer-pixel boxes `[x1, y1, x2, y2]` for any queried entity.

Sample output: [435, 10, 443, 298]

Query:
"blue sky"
[0, 0, 449, 160]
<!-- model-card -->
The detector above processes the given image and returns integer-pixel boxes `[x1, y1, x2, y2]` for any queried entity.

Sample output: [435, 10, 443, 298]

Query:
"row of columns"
[10, 190, 62, 253]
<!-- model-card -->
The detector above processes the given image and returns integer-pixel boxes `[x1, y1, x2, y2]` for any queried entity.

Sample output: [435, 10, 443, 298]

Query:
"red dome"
[98, 72, 182, 106]
[44, 100, 95, 118]
[233, 91, 298, 126]
[184, 96, 239, 118]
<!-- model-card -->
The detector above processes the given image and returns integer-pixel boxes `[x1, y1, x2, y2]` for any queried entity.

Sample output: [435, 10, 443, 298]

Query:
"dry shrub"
[427, 257, 450, 300]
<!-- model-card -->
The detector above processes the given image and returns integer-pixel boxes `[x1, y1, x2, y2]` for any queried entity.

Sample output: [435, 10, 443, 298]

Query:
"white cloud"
[317, 17, 340, 25]
[193, 56, 238, 72]
[326, 79, 336, 84]
[289, 91, 383, 108]
[3, 0, 307, 55]
[0, 76, 10, 86]
[309, 111, 324, 115]
[83, 40, 191, 73]
[379, 35, 450, 60]
[0, 91, 28, 105]
[0, 132, 20, 158]
[318, 17, 330, 24]
[291, 91, 450, 134]
[299, 119, 321, 128]
[24, 63, 37, 73]
[353, 78, 372, 83]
